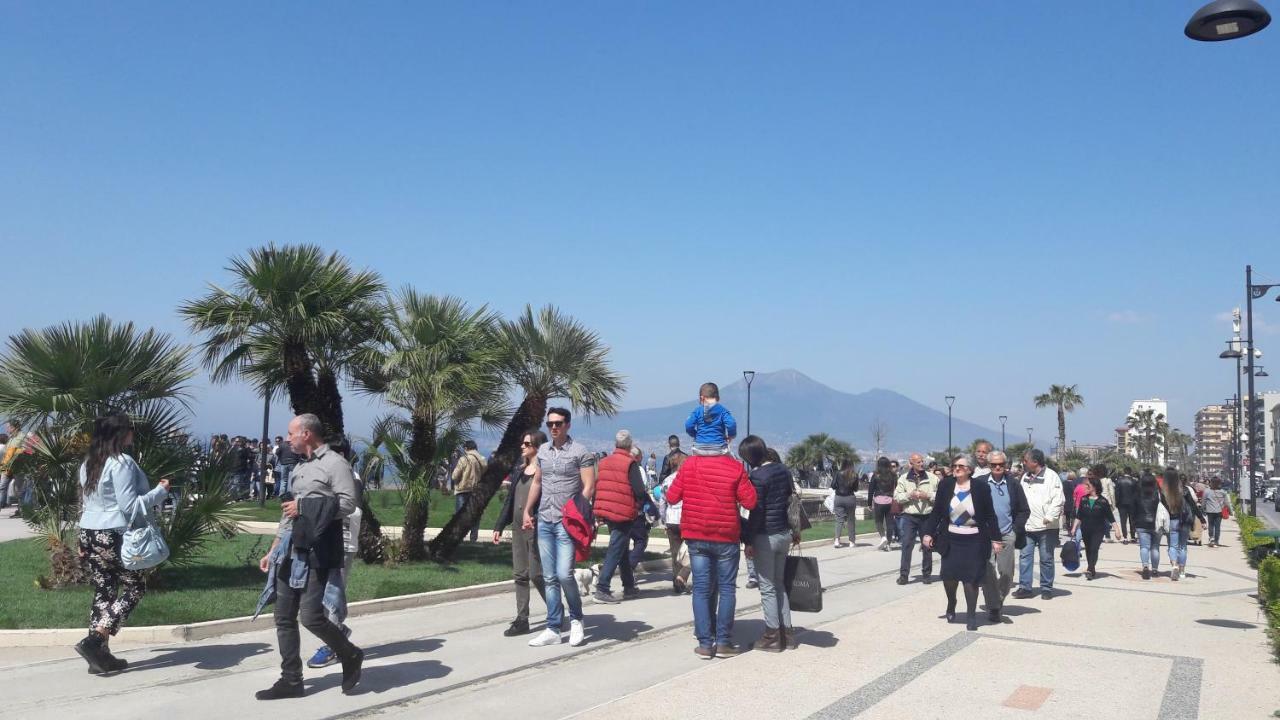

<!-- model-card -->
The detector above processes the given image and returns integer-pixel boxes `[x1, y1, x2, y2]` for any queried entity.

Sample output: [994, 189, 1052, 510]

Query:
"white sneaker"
[527, 628, 562, 647]
[877, 538, 888, 550]
[833, 540, 842, 548]
[569, 619, 585, 646]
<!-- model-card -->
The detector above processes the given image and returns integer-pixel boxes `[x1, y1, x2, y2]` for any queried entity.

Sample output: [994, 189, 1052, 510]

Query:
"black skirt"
[940, 530, 988, 583]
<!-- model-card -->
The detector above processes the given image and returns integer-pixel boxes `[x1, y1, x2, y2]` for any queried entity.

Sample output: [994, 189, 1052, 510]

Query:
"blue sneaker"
[307, 646, 338, 668]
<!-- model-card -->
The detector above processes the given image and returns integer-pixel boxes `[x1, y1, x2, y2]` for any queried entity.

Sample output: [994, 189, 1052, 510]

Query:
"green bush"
[1261, 557, 1280, 603]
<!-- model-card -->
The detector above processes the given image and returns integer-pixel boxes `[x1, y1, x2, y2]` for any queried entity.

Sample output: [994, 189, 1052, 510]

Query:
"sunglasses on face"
[546, 421, 566, 428]
[521, 441, 534, 447]
[990, 462, 1006, 468]
[952, 464, 970, 470]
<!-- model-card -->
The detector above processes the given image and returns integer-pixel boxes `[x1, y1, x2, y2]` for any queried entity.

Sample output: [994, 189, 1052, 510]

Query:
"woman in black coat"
[923, 456, 1003, 631]
[1069, 468, 1120, 580]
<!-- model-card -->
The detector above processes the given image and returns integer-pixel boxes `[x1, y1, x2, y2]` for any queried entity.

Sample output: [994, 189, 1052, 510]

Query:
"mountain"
[561, 369, 1002, 456]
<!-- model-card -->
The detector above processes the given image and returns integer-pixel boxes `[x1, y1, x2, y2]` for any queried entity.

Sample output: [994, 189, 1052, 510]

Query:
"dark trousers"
[511, 524, 545, 622]
[454, 493, 479, 542]
[897, 514, 933, 577]
[1117, 507, 1135, 539]
[598, 519, 636, 593]
[628, 518, 650, 569]
[275, 563, 358, 683]
[1083, 530, 1105, 572]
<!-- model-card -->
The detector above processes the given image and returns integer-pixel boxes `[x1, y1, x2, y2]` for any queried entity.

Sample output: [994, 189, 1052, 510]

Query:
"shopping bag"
[1221, 506, 1231, 519]
[822, 492, 836, 514]
[1059, 539, 1080, 572]
[784, 553, 823, 612]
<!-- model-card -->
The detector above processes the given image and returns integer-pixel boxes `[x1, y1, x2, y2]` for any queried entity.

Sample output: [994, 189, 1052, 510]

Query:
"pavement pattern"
[1, 521, 1275, 720]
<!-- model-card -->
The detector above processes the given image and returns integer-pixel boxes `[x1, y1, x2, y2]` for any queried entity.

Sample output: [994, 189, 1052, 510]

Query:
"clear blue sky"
[2, 3, 1278, 448]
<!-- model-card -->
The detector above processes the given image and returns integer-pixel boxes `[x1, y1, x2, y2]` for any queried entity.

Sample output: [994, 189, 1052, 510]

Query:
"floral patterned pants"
[79, 528, 147, 635]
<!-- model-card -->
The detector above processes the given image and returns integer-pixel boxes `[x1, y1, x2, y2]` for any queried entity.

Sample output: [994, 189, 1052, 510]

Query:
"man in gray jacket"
[255, 414, 363, 700]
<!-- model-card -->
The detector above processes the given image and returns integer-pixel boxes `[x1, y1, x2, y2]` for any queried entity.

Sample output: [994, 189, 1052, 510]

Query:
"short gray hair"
[988, 450, 1007, 464]
[615, 429, 633, 450]
[952, 454, 973, 469]
[296, 413, 324, 438]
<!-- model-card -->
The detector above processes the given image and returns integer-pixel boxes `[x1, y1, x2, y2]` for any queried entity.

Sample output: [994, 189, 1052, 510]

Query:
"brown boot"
[754, 628, 782, 653]
[780, 626, 798, 650]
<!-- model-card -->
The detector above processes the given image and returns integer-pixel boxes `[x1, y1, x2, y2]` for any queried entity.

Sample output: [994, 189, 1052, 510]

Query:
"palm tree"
[354, 291, 507, 561]
[179, 244, 387, 440]
[1125, 409, 1168, 466]
[0, 316, 239, 584]
[1165, 428, 1193, 471]
[428, 305, 624, 559]
[785, 433, 859, 487]
[1033, 384, 1084, 458]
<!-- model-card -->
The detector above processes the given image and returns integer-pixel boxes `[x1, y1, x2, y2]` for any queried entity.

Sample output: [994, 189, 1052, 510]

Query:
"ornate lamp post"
[945, 396, 955, 454]
[998, 415, 1008, 452]
[743, 370, 756, 437]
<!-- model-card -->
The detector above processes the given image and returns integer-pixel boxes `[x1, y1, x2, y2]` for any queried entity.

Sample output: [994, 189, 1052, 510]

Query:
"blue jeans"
[1018, 530, 1057, 591]
[1207, 514, 1222, 543]
[1168, 518, 1187, 567]
[537, 520, 582, 631]
[598, 519, 636, 594]
[688, 539, 740, 648]
[455, 492, 479, 542]
[276, 464, 293, 497]
[897, 514, 933, 577]
[1137, 528, 1161, 570]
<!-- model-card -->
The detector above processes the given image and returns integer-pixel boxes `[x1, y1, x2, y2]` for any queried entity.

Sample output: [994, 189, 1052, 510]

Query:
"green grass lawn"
[0, 533, 656, 630]
[233, 488, 508, 531]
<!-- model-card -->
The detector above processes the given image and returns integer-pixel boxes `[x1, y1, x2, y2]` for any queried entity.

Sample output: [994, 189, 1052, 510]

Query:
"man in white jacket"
[1012, 449, 1064, 600]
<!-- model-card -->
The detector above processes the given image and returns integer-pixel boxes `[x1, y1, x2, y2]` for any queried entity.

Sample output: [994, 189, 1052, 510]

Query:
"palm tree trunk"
[283, 341, 322, 420]
[400, 415, 437, 562]
[1057, 405, 1067, 458]
[316, 369, 346, 441]
[428, 395, 546, 559]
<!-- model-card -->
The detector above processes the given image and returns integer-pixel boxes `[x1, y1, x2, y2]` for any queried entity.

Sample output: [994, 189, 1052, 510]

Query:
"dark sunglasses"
[546, 420, 566, 428]
[520, 441, 534, 447]
[951, 464, 970, 470]
[990, 462, 1006, 467]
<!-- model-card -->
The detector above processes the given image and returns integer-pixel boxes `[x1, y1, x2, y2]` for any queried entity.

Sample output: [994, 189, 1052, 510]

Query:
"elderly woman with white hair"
[922, 455, 1002, 631]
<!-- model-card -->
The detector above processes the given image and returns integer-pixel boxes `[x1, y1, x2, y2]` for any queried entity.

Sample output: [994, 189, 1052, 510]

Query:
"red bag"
[1221, 506, 1231, 519]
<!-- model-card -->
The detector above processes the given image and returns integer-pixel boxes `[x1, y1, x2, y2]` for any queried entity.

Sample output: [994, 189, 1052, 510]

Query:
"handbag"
[1155, 501, 1170, 536]
[121, 497, 170, 571]
[784, 547, 823, 612]
[1221, 506, 1231, 519]
[787, 484, 812, 532]
[822, 492, 836, 514]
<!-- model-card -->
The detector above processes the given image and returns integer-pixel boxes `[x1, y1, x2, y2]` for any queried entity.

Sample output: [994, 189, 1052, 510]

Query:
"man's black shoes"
[256, 679, 305, 701]
[503, 620, 530, 637]
[341, 647, 364, 694]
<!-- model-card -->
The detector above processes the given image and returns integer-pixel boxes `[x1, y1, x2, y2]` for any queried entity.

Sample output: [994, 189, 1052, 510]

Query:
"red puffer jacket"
[667, 455, 756, 544]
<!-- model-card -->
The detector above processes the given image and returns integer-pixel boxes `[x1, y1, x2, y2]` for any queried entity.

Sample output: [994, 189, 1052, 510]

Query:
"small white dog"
[574, 566, 598, 598]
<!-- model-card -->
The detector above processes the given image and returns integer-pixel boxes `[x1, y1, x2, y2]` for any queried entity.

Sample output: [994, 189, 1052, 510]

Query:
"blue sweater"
[685, 403, 737, 446]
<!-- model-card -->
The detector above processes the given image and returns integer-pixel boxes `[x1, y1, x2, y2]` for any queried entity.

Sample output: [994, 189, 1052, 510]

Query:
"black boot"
[966, 612, 978, 631]
[90, 638, 129, 675]
[255, 678, 305, 700]
[75, 632, 111, 675]
[341, 647, 364, 694]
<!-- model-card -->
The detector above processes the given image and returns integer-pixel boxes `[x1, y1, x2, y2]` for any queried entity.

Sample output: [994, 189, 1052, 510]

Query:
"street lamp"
[743, 370, 756, 437]
[1185, 0, 1271, 41]
[1245, 265, 1280, 515]
[258, 386, 272, 508]
[1027, 427, 1034, 445]
[998, 415, 1008, 452]
[1221, 337, 1246, 503]
[945, 396, 955, 453]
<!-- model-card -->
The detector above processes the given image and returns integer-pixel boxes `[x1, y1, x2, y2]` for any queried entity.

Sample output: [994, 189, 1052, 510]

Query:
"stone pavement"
[0, 511, 36, 542]
[1, 522, 1274, 720]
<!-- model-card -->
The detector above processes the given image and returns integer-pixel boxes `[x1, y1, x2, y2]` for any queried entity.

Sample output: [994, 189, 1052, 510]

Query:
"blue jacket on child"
[685, 403, 737, 446]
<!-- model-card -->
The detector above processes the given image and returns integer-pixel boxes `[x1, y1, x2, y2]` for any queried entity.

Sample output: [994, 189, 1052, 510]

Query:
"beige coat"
[451, 449, 487, 494]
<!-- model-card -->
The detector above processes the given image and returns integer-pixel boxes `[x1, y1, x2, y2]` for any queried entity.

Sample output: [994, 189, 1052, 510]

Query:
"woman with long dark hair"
[869, 457, 897, 551]
[75, 413, 170, 674]
[831, 459, 859, 548]
[1069, 467, 1120, 579]
[741, 435, 798, 652]
[1161, 467, 1206, 581]
[1131, 470, 1162, 579]
[492, 429, 548, 636]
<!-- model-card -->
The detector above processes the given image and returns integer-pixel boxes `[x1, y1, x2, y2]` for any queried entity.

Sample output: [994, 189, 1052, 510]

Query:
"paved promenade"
[1, 522, 1274, 719]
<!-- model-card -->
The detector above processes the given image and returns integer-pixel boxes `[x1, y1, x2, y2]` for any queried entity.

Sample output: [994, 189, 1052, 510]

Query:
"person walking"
[1162, 467, 1206, 581]
[666, 438, 757, 659]
[659, 435, 689, 480]
[661, 469, 691, 594]
[492, 430, 547, 636]
[869, 457, 897, 552]
[1202, 477, 1228, 547]
[923, 455, 1002, 631]
[274, 434, 298, 498]
[73, 413, 171, 675]
[523, 408, 596, 648]
[740, 436, 799, 652]
[978, 451, 1028, 623]
[1131, 471, 1163, 579]
[1068, 467, 1120, 580]
[894, 453, 937, 585]
[1012, 449, 1064, 600]
[307, 440, 364, 669]
[831, 459, 859, 548]
[1099, 470, 1118, 542]
[451, 440, 486, 543]
[592, 430, 647, 603]
[254, 414, 363, 700]
[1113, 472, 1137, 543]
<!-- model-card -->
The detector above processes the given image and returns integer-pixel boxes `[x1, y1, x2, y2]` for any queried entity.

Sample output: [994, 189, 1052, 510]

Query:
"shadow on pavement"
[307, 659, 451, 695]
[998, 606, 1042, 617]
[365, 637, 445, 661]
[1195, 618, 1258, 630]
[128, 642, 273, 672]
[586, 614, 652, 643]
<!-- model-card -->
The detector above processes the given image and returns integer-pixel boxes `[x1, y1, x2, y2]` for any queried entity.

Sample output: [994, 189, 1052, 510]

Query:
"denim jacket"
[78, 454, 168, 531]
[252, 529, 311, 620]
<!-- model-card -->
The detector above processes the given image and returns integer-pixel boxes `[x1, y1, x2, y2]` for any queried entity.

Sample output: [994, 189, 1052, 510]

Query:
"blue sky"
[2, 3, 1278, 448]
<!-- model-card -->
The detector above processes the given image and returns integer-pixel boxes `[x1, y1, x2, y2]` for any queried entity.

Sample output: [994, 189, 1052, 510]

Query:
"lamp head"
[1185, 0, 1271, 41]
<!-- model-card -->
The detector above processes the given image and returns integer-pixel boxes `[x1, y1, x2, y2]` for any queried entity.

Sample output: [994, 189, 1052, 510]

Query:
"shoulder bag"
[121, 493, 170, 571]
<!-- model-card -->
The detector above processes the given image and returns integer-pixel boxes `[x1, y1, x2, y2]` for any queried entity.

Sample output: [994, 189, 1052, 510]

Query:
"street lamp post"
[945, 396, 955, 453]
[258, 388, 271, 508]
[1245, 265, 1280, 516]
[1027, 428, 1034, 445]
[743, 370, 756, 438]
[1221, 333, 1245, 499]
[998, 415, 1008, 453]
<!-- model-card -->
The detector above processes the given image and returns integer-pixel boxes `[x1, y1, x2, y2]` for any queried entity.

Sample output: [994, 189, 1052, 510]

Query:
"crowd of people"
[58, 381, 1237, 699]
